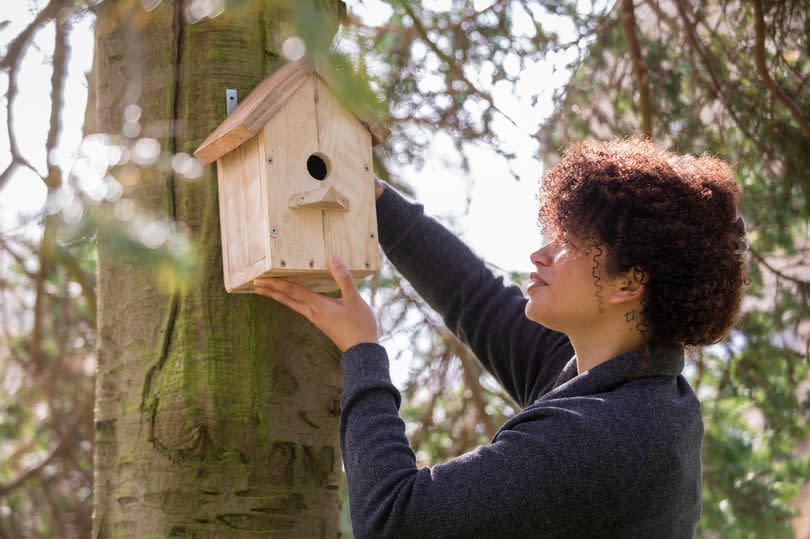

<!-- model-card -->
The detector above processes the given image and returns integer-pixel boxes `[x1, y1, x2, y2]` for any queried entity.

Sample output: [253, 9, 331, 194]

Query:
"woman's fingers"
[254, 284, 315, 320]
[252, 262, 376, 352]
[252, 259, 360, 326]
[255, 277, 326, 307]
[253, 277, 329, 320]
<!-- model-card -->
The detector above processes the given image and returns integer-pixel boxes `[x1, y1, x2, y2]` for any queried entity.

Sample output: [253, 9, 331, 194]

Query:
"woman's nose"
[530, 243, 553, 266]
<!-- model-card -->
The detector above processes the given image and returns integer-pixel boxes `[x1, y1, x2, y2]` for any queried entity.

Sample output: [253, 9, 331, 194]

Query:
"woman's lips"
[530, 272, 548, 285]
[528, 272, 548, 289]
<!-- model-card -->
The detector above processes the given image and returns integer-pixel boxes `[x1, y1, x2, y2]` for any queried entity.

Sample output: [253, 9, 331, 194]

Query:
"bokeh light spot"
[282, 36, 306, 61]
[132, 138, 161, 166]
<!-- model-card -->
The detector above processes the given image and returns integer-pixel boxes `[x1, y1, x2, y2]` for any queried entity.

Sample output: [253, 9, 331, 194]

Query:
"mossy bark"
[93, 2, 344, 537]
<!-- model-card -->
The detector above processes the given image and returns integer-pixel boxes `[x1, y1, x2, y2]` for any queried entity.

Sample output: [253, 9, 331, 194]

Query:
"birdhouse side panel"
[217, 137, 267, 290]
[216, 160, 236, 292]
[314, 77, 380, 274]
[238, 137, 267, 267]
[261, 75, 326, 272]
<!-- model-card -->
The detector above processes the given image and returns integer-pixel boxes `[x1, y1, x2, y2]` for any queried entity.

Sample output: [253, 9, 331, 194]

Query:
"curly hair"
[537, 137, 751, 348]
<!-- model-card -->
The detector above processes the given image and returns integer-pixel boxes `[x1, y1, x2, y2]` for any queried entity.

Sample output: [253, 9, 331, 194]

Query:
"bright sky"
[0, 1, 94, 237]
[354, 0, 581, 274]
[0, 0, 581, 387]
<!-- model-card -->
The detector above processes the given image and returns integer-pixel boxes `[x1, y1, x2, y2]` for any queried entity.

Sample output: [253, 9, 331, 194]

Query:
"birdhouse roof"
[194, 58, 389, 165]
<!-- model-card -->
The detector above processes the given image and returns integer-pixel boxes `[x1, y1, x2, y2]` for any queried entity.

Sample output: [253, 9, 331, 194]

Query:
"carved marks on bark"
[116, 441, 337, 534]
[303, 445, 337, 489]
[249, 441, 338, 490]
[270, 363, 299, 395]
[210, 442, 336, 531]
[216, 512, 298, 531]
[268, 441, 296, 487]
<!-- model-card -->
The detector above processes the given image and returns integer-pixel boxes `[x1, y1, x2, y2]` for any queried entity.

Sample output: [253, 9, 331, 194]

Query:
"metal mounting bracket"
[226, 88, 238, 116]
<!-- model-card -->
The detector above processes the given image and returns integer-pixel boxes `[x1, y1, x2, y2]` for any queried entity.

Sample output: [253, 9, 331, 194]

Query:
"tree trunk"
[93, 2, 344, 537]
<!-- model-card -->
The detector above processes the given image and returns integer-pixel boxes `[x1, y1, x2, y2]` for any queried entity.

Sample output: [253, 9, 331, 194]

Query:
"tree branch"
[29, 13, 71, 374]
[0, 402, 84, 496]
[0, 0, 66, 70]
[448, 331, 499, 440]
[54, 243, 97, 325]
[672, 0, 756, 142]
[752, 0, 810, 138]
[408, 349, 451, 453]
[44, 13, 70, 190]
[750, 248, 810, 290]
[400, 2, 520, 129]
[0, 61, 44, 191]
[0, 236, 38, 279]
[0, 0, 69, 192]
[42, 481, 68, 539]
[621, 0, 653, 138]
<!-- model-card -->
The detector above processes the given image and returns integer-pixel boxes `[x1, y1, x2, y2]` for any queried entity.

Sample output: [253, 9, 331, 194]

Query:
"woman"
[253, 137, 751, 538]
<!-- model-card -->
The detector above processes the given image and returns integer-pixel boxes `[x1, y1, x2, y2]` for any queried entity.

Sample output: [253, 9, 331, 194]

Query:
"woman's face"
[524, 233, 608, 332]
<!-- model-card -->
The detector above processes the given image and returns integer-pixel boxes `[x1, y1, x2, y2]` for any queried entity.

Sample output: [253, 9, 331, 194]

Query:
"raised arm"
[375, 183, 572, 406]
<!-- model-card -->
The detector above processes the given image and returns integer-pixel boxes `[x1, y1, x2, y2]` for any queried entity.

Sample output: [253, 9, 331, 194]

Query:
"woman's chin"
[525, 301, 561, 330]
[524, 301, 543, 324]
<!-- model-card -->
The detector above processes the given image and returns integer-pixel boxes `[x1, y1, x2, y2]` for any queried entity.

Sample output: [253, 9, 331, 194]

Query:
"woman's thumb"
[329, 255, 357, 297]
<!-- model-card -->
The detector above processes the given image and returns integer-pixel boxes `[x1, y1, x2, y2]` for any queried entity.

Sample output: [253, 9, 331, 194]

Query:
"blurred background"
[0, 0, 808, 537]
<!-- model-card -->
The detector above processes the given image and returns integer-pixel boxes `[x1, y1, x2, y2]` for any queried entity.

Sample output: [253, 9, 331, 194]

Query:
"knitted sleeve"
[374, 185, 573, 406]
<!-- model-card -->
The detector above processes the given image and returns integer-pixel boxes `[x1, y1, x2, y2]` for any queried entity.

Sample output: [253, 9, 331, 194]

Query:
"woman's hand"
[253, 255, 378, 352]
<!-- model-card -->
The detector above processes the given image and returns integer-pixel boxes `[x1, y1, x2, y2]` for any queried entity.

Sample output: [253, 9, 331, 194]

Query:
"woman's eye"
[562, 237, 579, 251]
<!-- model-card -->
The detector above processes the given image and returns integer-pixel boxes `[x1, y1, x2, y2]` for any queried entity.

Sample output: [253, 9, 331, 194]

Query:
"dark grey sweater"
[339, 185, 703, 538]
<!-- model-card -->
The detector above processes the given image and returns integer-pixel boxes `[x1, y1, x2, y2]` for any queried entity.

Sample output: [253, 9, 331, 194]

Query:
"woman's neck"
[567, 317, 647, 374]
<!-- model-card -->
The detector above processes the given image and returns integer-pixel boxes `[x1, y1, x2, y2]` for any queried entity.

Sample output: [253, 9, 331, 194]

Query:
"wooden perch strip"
[288, 184, 350, 211]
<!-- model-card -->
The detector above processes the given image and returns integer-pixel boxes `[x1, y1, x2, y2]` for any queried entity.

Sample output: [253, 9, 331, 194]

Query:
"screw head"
[364, 262, 370, 269]
[280, 259, 286, 267]
[267, 158, 273, 164]
[309, 260, 314, 268]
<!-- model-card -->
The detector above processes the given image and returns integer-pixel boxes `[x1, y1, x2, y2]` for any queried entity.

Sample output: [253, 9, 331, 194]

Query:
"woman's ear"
[608, 266, 647, 305]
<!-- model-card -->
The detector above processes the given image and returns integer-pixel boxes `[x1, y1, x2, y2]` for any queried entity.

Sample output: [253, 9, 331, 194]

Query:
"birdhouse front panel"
[313, 76, 380, 277]
[259, 74, 380, 292]
[262, 76, 326, 275]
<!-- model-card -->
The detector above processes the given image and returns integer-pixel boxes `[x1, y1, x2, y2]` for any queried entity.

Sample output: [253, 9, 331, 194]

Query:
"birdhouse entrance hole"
[307, 153, 330, 181]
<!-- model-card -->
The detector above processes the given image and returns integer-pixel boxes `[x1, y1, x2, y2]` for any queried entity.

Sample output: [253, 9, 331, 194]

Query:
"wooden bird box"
[194, 59, 389, 294]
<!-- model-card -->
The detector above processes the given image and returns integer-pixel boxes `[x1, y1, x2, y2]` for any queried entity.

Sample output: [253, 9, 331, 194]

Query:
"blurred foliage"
[1, 0, 808, 537]
[342, 0, 810, 537]
[0, 224, 96, 536]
